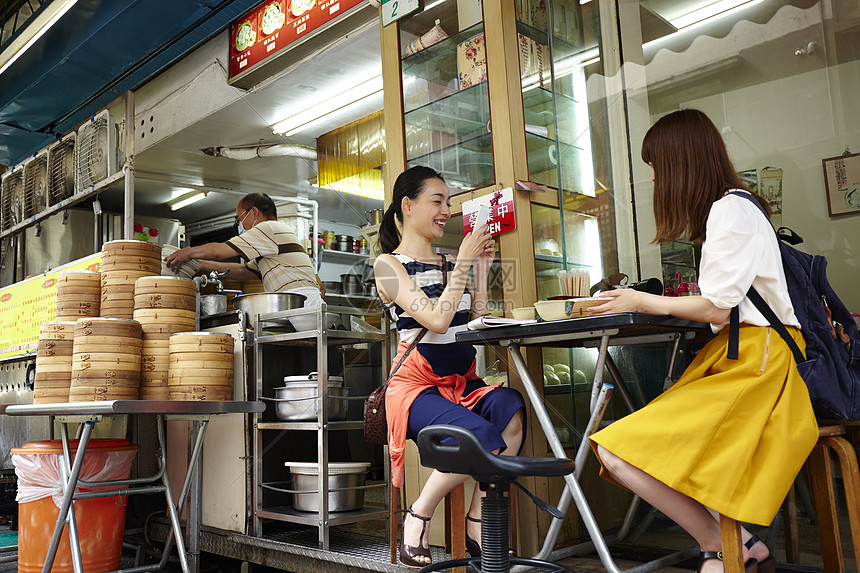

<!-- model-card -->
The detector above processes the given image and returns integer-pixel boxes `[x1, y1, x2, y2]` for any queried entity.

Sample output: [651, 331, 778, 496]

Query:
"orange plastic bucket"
[11, 439, 138, 573]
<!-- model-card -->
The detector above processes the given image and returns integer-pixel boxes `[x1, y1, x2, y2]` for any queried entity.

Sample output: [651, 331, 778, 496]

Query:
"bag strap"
[724, 191, 805, 364]
[384, 254, 449, 381]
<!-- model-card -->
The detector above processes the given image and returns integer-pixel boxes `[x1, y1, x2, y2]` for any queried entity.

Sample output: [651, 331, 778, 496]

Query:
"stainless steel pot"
[287, 462, 369, 512]
[332, 235, 353, 252]
[340, 274, 364, 296]
[232, 292, 305, 328]
[265, 374, 348, 421]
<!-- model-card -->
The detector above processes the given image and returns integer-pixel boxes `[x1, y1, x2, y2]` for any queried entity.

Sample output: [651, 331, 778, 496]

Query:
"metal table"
[457, 312, 712, 573]
[5, 400, 264, 573]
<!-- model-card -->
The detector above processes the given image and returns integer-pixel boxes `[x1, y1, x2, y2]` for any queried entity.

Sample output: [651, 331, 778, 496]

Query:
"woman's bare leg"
[596, 444, 752, 572]
[466, 410, 525, 546]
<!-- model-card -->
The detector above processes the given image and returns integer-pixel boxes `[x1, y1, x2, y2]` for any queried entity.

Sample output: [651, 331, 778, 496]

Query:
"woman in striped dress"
[374, 166, 526, 568]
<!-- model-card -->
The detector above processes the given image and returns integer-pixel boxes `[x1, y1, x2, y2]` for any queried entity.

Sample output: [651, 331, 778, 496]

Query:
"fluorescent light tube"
[170, 193, 206, 211]
[0, 0, 79, 76]
[271, 75, 384, 135]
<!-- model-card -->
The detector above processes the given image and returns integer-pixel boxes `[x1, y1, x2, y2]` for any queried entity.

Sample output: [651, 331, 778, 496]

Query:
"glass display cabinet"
[399, 0, 494, 192]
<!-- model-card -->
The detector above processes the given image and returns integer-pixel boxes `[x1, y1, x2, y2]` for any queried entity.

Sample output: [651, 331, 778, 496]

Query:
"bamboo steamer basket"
[102, 240, 162, 256]
[102, 267, 159, 319]
[168, 333, 233, 401]
[57, 270, 102, 284]
[56, 271, 101, 320]
[135, 276, 196, 296]
[133, 294, 196, 311]
[33, 321, 76, 404]
[242, 279, 264, 294]
[69, 318, 142, 402]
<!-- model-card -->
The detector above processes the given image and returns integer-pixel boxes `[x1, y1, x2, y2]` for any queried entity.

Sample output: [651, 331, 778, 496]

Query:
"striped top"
[226, 220, 318, 292]
[386, 253, 476, 377]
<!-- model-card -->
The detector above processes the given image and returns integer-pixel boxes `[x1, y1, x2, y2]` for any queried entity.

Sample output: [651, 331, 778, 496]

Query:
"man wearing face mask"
[164, 193, 323, 305]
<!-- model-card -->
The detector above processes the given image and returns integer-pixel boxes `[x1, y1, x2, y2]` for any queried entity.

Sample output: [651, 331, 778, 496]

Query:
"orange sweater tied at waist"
[385, 341, 501, 488]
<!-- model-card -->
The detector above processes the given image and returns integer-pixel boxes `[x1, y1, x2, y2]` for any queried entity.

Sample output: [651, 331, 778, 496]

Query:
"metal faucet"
[191, 270, 243, 295]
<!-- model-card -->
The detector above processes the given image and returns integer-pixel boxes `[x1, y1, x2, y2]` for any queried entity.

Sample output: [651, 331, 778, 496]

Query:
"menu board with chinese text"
[229, 0, 366, 79]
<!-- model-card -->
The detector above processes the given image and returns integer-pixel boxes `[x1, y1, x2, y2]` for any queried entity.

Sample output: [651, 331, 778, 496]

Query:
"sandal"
[697, 551, 758, 572]
[746, 534, 774, 573]
[465, 513, 482, 558]
[399, 506, 432, 568]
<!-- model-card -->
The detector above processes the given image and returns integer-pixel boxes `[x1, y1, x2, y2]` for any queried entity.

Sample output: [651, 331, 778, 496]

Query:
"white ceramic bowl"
[534, 298, 606, 321]
[161, 244, 200, 279]
[288, 312, 340, 332]
[511, 307, 536, 320]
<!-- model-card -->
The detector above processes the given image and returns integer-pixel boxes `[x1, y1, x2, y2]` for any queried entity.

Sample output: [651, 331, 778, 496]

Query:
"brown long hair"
[642, 109, 769, 244]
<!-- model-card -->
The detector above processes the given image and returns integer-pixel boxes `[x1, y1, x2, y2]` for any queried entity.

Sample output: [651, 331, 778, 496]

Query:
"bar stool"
[416, 424, 575, 573]
[784, 425, 860, 573]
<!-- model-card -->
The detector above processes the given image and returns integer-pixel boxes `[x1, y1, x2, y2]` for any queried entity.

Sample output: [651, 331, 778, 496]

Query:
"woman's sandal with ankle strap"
[399, 507, 432, 568]
[698, 550, 758, 572]
[465, 514, 482, 558]
[746, 534, 774, 573]
[465, 513, 515, 559]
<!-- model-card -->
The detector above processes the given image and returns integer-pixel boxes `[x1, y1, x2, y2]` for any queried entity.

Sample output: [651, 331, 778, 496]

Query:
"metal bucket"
[232, 292, 305, 328]
[200, 294, 226, 316]
[286, 462, 369, 512]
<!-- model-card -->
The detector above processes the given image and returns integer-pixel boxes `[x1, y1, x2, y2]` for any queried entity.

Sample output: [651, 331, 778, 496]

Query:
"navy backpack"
[727, 191, 860, 421]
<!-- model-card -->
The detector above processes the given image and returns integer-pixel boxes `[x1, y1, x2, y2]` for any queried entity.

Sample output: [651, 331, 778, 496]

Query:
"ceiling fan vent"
[47, 134, 77, 205]
[23, 152, 49, 219]
[76, 110, 120, 190]
[0, 167, 24, 231]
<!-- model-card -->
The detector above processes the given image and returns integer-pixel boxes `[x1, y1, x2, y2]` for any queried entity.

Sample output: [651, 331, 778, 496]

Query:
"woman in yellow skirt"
[588, 109, 818, 573]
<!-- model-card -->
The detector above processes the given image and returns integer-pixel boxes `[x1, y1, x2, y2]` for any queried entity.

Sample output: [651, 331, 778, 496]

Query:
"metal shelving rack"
[252, 301, 391, 550]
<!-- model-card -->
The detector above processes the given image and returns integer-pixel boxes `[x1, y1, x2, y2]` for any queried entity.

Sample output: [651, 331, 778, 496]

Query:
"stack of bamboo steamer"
[54, 271, 101, 321]
[69, 318, 142, 402]
[33, 321, 76, 404]
[168, 332, 234, 401]
[133, 276, 197, 400]
[100, 240, 161, 319]
[243, 279, 264, 294]
[223, 278, 244, 311]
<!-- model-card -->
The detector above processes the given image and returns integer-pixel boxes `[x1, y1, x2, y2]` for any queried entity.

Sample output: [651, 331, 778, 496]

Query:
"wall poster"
[822, 151, 860, 217]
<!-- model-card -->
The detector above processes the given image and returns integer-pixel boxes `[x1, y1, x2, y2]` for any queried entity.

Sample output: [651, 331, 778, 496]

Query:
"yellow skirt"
[590, 324, 818, 525]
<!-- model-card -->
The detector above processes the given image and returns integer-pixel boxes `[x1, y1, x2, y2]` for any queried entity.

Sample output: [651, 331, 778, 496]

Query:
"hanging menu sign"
[229, 0, 366, 80]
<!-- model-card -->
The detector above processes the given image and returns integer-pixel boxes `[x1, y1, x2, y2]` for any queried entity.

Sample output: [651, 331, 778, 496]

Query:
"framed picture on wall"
[822, 151, 860, 217]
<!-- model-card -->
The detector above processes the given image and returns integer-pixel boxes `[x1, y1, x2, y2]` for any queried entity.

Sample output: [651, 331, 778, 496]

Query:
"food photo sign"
[462, 187, 516, 236]
[229, 0, 364, 79]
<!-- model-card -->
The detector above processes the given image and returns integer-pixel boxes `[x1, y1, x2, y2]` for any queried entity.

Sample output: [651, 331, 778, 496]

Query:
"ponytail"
[376, 166, 444, 254]
[378, 204, 401, 254]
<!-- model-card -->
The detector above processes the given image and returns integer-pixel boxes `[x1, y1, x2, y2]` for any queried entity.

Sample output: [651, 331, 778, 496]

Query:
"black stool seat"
[416, 425, 575, 573]
[418, 425, 574, 483]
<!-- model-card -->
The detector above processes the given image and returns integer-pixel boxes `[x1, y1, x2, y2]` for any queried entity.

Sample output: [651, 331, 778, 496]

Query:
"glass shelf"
[402, 22, 485, 78]
[516, 19, 583, 60]
[404, 83, 490, 141]
[406, 132, 494, 190]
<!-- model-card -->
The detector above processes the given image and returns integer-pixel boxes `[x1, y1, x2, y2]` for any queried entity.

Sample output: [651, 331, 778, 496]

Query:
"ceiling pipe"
[201, 143, 317, 161]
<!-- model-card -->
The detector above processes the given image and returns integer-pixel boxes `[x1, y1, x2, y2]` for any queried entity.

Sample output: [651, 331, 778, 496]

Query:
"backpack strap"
[747, 286, 806, 365]
[724, 191, 805, 365]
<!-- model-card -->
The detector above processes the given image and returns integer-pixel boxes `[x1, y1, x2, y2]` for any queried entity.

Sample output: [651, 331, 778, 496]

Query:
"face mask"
[237, 223, 246, 236]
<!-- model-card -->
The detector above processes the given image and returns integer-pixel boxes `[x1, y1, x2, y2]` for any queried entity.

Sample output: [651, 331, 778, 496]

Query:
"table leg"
[589, 336, 611, 413]
[188, 420, 204, 573]
[156, 415, 192, 573]
[506, 344, 622, 573]
[42, 421, 94, 573]
[58, 455, 84, 573]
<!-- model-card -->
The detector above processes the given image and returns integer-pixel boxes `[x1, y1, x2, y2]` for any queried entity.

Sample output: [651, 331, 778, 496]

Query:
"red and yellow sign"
[0, 254, 102, 359]
[228, 0, 365, 78]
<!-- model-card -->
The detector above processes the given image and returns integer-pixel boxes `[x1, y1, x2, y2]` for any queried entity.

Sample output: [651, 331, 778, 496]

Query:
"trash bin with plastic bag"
[11, 439, 138, 573]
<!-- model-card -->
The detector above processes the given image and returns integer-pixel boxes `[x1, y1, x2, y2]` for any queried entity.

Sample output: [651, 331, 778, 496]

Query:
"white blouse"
[698, 190, 800, 333]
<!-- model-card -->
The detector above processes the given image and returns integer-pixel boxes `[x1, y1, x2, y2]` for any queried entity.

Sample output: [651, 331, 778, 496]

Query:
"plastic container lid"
[282, 373, 343, 386]
[11, 438, 138, 455]
[285, 462, 370, 475]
